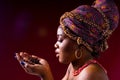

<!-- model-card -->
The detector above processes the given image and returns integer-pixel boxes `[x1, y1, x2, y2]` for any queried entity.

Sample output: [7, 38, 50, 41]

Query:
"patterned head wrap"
[60, 0, 119, 57]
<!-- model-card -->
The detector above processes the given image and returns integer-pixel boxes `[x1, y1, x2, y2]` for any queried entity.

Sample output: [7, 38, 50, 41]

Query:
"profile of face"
[54, 26, 78, 64]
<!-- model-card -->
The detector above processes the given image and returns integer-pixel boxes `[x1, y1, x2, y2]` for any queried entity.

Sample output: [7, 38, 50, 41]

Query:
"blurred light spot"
[38, 27, 47, 37]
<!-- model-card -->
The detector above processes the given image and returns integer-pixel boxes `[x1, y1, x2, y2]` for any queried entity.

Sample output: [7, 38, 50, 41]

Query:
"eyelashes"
[58, 39, 63, 43]
[57, 35, 64, 43]
[57, 34, 67, 43]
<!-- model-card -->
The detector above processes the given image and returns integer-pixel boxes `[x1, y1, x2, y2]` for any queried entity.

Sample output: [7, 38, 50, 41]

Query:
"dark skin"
[15, 27, 108, 80]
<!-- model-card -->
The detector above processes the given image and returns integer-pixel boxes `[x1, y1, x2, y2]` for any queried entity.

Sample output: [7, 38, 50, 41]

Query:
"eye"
[58, 39, 63, 43]
[57, 34, 66, 43]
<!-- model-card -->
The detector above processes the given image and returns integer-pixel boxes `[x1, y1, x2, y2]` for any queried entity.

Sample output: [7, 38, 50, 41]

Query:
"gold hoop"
[75, 49, 82, 59]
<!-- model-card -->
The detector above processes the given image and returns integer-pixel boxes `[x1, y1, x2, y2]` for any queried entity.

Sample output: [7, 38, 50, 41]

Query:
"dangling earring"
[75, 49, 82, 59]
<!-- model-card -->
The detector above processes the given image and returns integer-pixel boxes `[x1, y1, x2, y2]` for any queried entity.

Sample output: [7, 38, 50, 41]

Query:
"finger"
[23, 63, 40, 74]
[30, 55, 43, 64]
[15, 52, 23, 62]
[31, 55, 42, 60]
[25, 64, 35, 73]
[21, 60, 47, 76]
[20, 52, 31, 58]
[23, 57, 30, 62]
[31, 55, 38, 58]
[39, 59, 48, 66]
[16, 52, 29, 63]
[22, 54, 39, 64]
[15, 52, 27, 69]
[31, 55, 46, 65]
[21, 62, 31, 73]
[19, 61, 34, 73]
[19, 60, 28, 72]
[19, 52, 32, 63]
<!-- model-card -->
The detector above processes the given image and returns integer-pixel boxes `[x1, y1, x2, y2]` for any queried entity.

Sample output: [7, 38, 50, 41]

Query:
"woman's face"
[54, 27, 77, 64]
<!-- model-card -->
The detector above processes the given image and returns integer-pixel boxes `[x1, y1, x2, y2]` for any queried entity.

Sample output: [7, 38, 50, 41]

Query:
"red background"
[0, 0, 120, 80]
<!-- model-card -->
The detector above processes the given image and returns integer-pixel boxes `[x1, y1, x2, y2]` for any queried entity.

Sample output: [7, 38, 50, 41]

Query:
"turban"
[60, 0, 119, 57]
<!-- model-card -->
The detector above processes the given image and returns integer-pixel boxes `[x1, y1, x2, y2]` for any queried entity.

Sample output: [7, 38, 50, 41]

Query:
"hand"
[15, 52, 53, 80]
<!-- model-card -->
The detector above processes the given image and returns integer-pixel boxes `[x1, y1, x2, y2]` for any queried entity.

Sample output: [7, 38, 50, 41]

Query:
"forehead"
[57, 27, 64, 35]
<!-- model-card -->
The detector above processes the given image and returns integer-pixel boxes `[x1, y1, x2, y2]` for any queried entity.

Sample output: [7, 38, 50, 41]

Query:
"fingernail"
[20, 61, 25, 66]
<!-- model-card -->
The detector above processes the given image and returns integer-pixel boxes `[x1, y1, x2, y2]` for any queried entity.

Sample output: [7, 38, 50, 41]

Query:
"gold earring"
[75, 49, 82, 59]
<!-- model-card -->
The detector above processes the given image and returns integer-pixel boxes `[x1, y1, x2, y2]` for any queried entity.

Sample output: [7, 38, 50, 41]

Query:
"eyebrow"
[57, 34, 62, 38]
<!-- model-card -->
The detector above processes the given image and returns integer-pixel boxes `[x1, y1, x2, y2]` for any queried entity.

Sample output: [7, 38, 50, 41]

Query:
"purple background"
[0, 0, 120, 80]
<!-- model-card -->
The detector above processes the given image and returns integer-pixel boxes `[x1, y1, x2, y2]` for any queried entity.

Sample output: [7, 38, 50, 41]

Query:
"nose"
[54, 42, 59, 49]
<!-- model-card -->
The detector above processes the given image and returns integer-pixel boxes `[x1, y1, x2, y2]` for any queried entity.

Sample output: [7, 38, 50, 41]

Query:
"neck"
[71, 51, 93, 70]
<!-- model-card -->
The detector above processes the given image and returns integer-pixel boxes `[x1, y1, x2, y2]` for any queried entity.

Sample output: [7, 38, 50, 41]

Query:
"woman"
[15, 0, 119, 80]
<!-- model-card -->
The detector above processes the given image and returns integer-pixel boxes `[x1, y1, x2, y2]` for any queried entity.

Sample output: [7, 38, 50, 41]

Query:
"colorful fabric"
[60, 0, 119, 56]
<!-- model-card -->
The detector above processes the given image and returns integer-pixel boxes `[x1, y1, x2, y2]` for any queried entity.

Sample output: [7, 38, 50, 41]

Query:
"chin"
[59, 58, 70, 64]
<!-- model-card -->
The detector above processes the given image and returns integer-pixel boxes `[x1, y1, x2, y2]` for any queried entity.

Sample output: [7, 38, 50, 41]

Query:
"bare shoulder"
[77, 63, 109, 80]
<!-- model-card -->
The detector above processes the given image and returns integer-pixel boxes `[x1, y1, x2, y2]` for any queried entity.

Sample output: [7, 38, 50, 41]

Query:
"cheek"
[61, 39, 76, 54]
[59, 40, 77, 62]
[62, 45, 74, 54]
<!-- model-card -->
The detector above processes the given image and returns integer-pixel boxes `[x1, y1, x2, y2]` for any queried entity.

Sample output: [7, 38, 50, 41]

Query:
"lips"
[55, 49, 59, 58]
[56, 54, 59, 57]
